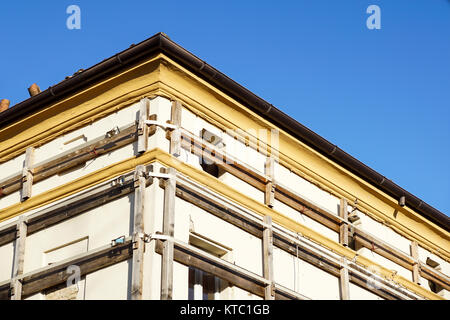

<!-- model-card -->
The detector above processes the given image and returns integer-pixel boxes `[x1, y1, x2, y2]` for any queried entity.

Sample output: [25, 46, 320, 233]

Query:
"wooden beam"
[21, 147, 35, 201]
[131, 165, 146, 300]
[274, 284, 311, 300]
[410, 241, 420, 285]
[137, 98, 149, 154]
[175, 181, 263, 239]
[10, 216, 27, 300]
[339, 258, 350, 300]
[0, 282, 10, 300]
[262, 215, 274, 300]
[169, 101, 182, 157]
[160, 167, 176, 300]
[156, 239, 267, 298]
[339, 199, 349, 247]
[420, 263, 450, 291]
[275, 186, 340, 232]
[264, 157, 275, 208]
[339, 199, 350, 300]
[0, 224, 17, 247]
[353, 231, 414, 270]
[20, 238, 132, 298]
[348, 271, 400, 300]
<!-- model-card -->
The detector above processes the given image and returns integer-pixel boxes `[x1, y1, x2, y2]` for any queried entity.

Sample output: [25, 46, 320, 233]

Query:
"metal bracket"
[111, 176, 126, 187]
[144, 120, 178, 130]
[106, 126, 120, 138]
[111, 235, 126, 247]
[146, 233, 171, 242]
[132, 232, 148, 250]
[147, 172, 173, 180]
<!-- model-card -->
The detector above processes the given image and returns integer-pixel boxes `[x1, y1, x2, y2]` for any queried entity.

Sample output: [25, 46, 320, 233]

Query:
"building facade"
[0, 33, 448, 300]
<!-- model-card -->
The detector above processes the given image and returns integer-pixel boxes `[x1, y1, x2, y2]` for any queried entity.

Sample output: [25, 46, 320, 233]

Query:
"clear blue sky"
[0, 1, 449, 215]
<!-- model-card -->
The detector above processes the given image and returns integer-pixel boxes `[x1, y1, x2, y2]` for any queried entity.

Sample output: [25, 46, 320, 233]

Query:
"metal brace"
[144, 120, 178, 130]
[106, 126, 120, 138]
[270, 282, 276, 297]
[111, 176, 126, 187]
[132, 232, 149, 250]
[146, 233, 171, 242]
[147, 172, 173, 180]
[111, 235, 126, 247]
[133, 170, 148, 188]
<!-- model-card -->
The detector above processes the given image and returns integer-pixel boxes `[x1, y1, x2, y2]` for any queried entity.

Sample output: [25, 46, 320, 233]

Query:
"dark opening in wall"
[199, 128, 225, 179]
[426, 257, 444, 295]
[201, 162, 220, 178]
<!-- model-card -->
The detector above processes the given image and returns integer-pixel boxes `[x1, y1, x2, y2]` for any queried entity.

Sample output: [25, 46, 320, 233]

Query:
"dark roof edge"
[1, 33, 448, 231]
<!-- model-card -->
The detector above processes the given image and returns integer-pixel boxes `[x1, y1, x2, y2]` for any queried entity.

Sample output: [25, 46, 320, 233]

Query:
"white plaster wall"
[174, 196, 192, 243]
[349, 282, 383, 300]
[0, 242, 13, 282]
[232, 287, 263, 300]
[298, 258, 340, 300]
[23, 194, 133, 274]
[357, 247, 412, 280]
[417, 245, 450, 277]
[179, 147, 204, 171]
[0, 172, 130, 230]
[182, 198, 263, 277]
[180, 106, 198, 136]
[24, 293, 42, 300]
[31, 143, 135, 200]
[273, 246, 296, 291]
[0, 152, 26, 183]
[222, 133, 265, 174]
[181, 106, 266, 174]
[85, 260, 130, 300]
[273, 199, 339, 243]
[219, 172, 265, 204]
[357, 211, 411, 255]
[172, 194, 191, 300]
[173, 261, 189, 300]
[148, 96, 171, 152]
[0, 190, 21, 210]
[33, 101, 141, 165]
[273, 246, 340, 299]
[274, 163, 340, 215]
